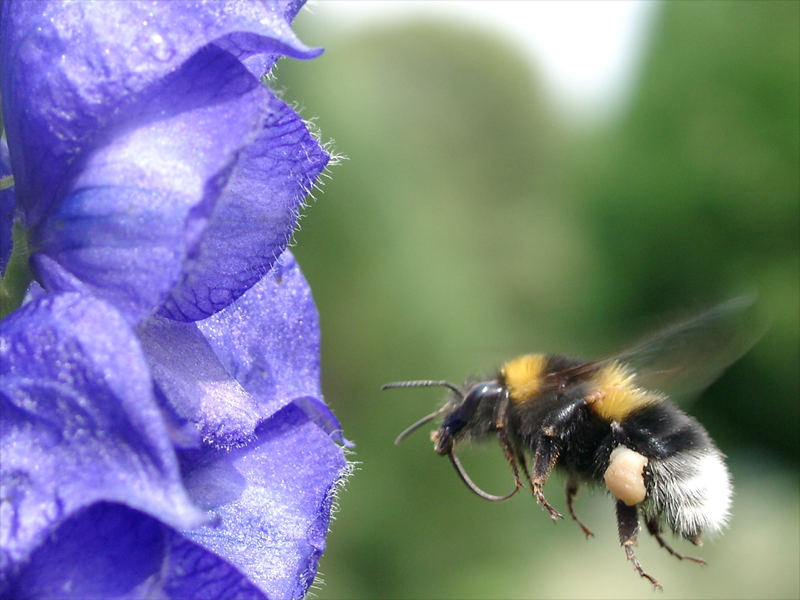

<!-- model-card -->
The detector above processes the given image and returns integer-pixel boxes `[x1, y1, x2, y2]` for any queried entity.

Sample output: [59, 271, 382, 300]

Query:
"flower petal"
[0, 293, 204, 573]
[163, 530, 268, 600]
[198, 251, 332, 426]
[159, 95, 330, 321]
[0, 0, 319, 227]
[4, 503, 169, 600]
[215, 0, 323, 78]
[5, 503, 270, 600]
[137, 316, 262, 449]
[180, 403, 348, 600]
[29, 46, 272, 324]
[139, 251, 343, 447]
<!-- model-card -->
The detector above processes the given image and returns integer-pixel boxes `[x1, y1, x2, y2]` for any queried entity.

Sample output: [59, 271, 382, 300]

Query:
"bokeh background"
[276, 2, 799, 598]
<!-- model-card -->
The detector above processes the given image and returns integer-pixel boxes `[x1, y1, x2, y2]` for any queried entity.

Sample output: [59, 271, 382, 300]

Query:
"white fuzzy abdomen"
[644, 448, 732, 539]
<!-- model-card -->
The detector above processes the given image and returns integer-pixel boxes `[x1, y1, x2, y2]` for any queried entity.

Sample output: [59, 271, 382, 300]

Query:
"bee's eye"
[443, 382, 505, 434]
[442, 415, 468, 433]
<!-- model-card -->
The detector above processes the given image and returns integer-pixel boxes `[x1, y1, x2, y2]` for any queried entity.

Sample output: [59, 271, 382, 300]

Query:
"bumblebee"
[383, 297, 762, 589]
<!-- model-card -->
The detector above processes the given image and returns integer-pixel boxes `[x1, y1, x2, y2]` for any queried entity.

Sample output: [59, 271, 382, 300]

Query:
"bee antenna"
[381, 380, 464, 398]
[382, 380, 464, 445]
[448, 449, 520, 502]
[392, 408, 449, 445]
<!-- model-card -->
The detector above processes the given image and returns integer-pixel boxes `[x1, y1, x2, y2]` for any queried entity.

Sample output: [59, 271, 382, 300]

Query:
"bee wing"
[551, 294, 767, 401]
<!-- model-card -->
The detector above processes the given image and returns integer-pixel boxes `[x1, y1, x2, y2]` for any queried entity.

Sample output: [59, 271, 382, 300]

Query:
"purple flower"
[1, 1, 348, 598]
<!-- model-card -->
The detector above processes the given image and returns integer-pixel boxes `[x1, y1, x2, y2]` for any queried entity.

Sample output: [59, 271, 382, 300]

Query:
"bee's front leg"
[494, 392, 524, 492]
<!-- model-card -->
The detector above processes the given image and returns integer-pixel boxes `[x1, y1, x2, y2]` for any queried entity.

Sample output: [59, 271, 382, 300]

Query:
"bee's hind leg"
[616, 500, 662, 590]
[646, 518, 706, 565]
[566, 476, 594, 538]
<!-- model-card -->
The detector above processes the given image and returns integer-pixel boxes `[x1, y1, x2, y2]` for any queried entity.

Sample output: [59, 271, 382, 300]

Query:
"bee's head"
[382, 379, 507, 453]
[432, 381, 507, 455]
[383, 378, 520, 503]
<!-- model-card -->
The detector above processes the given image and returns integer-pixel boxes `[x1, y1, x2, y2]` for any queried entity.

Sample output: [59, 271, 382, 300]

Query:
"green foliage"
[0, 223, 31, 318]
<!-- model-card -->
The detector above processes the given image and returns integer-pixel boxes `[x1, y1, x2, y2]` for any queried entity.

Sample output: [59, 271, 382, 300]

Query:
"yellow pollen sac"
[502, 354, 547, 403]
[604, 446, 649, 506]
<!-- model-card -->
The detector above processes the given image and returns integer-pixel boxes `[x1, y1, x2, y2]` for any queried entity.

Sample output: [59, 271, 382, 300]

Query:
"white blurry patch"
[307, 0, 657, 120]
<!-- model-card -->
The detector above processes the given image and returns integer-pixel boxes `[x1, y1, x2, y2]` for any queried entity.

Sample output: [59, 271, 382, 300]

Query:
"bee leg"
[512, 449, 562, 520]
[645, 518, 706, 565]
[616, 500, 662, 590]
[497, 430, 524, 491]
[493, 393, 525, 492]
[566, 477, 594, 538]
[525, 394, 588, 522]
[528, 437, 563, 521]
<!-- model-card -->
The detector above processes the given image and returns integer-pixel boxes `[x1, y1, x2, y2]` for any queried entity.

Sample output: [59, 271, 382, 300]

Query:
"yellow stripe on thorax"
[501, 353, 548, 403]
[590, 362, 661, 422]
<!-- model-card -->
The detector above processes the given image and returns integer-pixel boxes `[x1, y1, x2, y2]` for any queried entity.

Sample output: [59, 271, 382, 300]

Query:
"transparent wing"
[551, 293, 767, 400]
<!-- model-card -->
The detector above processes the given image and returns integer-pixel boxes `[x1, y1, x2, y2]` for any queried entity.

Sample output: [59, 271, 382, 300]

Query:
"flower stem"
[1, 223, 32, 319]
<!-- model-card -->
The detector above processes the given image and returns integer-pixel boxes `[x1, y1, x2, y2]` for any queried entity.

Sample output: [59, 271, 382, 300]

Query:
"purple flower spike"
[1, 0, 330, 324]
[1, 2, 348, 597]
[2, 266, 350, 599]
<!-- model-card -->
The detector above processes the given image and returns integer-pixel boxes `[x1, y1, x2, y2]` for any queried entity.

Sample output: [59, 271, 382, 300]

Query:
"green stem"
[1, 223, 33, 319]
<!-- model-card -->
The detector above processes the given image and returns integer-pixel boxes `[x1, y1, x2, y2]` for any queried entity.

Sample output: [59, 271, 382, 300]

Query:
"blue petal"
[139, 251, 343, 447]
[215, 0, 323, 78]
[5, 503, 169, 600]
[5, 503, 271, 600]
[180, 403, 348, 600]
[137, 316, 262, 448]
[159, 95, 330, 321]
[197, 251, 331, 428]
[29, 46, 272, 324]
[162, 531, 268, 600]
[0, 293, 204, 577]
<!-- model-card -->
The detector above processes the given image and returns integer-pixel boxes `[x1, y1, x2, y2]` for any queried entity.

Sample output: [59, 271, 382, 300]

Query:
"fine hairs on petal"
[329, 450, 359, 521]
[302, 455, 356, 599]
[285, 111, 344, 254]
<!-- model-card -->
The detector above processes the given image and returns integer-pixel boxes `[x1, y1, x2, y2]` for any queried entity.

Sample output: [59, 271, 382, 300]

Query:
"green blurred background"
[277, 2, 799, 598]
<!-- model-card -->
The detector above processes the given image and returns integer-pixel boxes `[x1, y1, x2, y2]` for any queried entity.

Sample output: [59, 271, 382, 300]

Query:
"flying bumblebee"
[383, 296, 763, 589]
